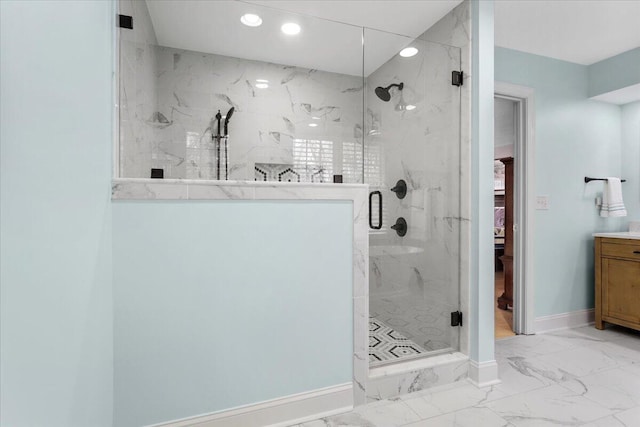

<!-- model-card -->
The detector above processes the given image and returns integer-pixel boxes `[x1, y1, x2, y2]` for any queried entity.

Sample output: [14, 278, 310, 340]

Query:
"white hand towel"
[600, 177, 627, 217]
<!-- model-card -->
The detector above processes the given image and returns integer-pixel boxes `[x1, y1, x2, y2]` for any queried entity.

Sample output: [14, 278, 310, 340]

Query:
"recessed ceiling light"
[312, 116, 320, 120]
[256, 83, 269, 89]
[241, 13, 262, 27]
[399, 47, 418, 58]
[308, 123, 318, 127]
[256, 79, 269, 83]
[281, 22, 301, 35]
[405, 104, 416, 111]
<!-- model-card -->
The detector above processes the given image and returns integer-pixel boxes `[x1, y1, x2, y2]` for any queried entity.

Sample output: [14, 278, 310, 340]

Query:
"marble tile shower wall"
[366, 39, 461, 352]
[119, 0, 158, 179]
[151, 47, 363, 181]
[118, 0, 364, 181]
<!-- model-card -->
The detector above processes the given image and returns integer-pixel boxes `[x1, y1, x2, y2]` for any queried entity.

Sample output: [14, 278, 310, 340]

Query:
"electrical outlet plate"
[536, 195, 549, 210]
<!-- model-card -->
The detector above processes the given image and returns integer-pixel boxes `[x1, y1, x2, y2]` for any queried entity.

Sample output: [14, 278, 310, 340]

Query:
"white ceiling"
[146, 0, 640, 77]
[145, 0, 462, 76]
[252, 0, 640, 66]
[494, 0, 640, 65]
[245, 1, 464, 38]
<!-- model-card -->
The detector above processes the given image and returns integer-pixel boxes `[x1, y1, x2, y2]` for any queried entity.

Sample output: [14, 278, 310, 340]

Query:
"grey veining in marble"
[118, 0, 363, 182]
[366, 354, 469, 403]
[119, 0, 474, 410]
[363, 2, 467, 376]
[420, 0, 472, 359]
[118, 0, 158, 179]
[291, 324, 640, 427]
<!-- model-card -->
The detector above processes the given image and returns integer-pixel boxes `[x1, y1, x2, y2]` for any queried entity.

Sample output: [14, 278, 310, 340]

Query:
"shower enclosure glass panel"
[117, 0, 364, 183]
[364, 28, 461, 366]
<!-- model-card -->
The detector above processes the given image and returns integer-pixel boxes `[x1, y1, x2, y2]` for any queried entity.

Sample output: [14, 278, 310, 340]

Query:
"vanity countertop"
[593, 232, 640, 240]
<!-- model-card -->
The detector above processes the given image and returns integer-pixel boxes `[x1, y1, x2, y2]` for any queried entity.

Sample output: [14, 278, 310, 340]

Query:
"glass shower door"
[364, 28, 462, 366]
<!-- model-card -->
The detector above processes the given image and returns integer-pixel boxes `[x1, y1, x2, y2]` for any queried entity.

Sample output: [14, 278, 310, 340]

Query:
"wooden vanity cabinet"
[595, 237, 640, 331]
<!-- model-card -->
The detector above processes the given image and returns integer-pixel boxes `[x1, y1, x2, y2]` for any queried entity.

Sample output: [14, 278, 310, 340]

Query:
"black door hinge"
[118, 14, 133, 30]
[451, 311, 463, 327]
[452, 71, 463, 86]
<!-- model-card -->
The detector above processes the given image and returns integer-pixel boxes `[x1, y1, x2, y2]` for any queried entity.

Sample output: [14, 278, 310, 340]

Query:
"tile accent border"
[112, 178, 369, 406]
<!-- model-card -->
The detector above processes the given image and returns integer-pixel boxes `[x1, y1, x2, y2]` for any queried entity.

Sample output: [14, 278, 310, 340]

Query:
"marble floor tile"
[493, 354, 574, 396]
[402, 382, 508, 419]
[495, 334, 575, 360]
[558, 366, 640, 411]
[611, 406, 640, 426]
[585, 338, 640, 366]
[565, 325, 640, 343]
[321, 400, 420, 427]
[292, 326, 640, 427]
[581, 406, 640, 427]
[297, 420, 331, 427]
[401, 407, 512, 427]
[620, 362, 640, 377]
[534, 345, 622, 378]
[485, 384, 614, 426]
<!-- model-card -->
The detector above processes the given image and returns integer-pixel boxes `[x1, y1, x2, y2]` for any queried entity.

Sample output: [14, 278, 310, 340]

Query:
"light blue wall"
[113, 201, 353, 426]
[621, 101, 640, 227]
[495, 47, 624, 318]
[470, 0, 495, 363]
[1, 2, 356, 426]
[588, 48, 640, 98]
[0, 1, 113, 426]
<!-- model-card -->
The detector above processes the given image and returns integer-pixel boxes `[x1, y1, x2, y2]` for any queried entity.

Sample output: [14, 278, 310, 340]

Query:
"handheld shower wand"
[223, 107, 234, 136]
[215, 110, 222, 180]
[223, 107, 234, 180]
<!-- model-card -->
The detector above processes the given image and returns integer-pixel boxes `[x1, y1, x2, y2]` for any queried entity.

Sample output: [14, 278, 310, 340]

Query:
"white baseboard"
[535, 309, 595, 333]
[150, 383, 353, 427]
[468, 360, 500, 387]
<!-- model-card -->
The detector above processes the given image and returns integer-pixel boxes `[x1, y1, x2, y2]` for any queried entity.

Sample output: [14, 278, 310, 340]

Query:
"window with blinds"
[293, 138, 333, 183]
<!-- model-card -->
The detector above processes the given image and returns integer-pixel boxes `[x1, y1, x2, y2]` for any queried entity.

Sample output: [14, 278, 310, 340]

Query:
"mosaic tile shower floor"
[369, 317, 427, 365]
[371, 295, 452, 353]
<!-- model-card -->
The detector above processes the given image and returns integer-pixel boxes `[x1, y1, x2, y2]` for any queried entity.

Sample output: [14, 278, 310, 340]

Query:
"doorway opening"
[494, 98, 516, 338]
[494, 82, 536, 338]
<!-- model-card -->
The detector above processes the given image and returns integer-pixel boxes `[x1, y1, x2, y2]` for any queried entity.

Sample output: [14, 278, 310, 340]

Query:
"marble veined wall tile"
[421, 0, 471, 358]
[119, 0, 364, 183]
[118, 0, 158, 179]
[147, 46, 364, 182]
[365, 33, 462, 354]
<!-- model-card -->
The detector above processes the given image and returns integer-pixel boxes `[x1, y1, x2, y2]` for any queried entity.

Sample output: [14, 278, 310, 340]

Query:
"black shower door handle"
[369, 191, 382, 230]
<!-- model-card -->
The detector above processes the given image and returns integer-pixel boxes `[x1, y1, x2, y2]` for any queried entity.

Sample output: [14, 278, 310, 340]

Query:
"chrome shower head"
[375, 82, 404, 102]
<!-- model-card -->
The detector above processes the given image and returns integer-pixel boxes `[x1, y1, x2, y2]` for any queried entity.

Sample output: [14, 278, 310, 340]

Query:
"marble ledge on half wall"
[111, 178, 369, 201]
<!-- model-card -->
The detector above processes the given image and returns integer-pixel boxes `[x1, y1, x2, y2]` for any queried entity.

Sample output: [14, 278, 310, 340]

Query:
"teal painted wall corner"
[1, 1, 114, 426]
[495, 47, 625, 318]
